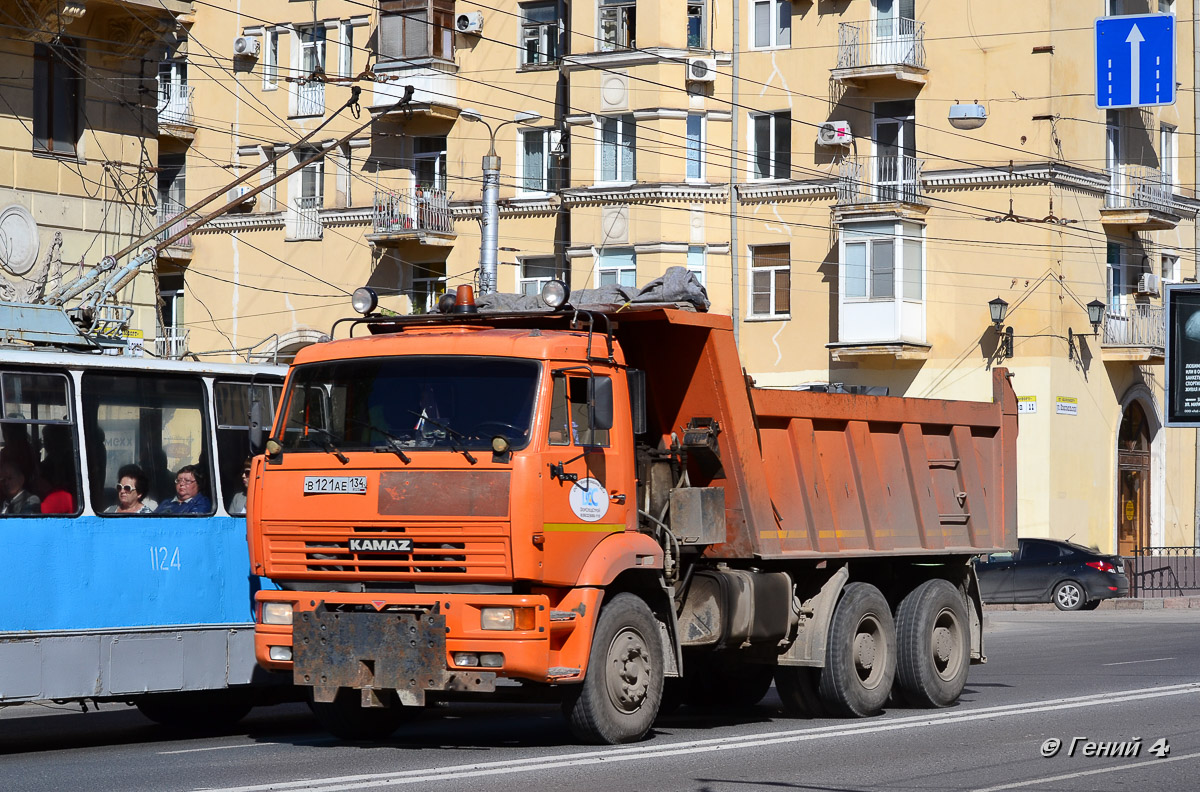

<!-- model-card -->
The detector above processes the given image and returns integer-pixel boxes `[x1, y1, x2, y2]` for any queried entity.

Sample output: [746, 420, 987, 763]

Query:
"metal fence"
[372, 188, 454, 235]
[156, 198, 193, 248]
[1105, 165, 1171, 212]
[155, 327, 190, 360]
[836, 18, 926, 71]
[157, 82, 193, 126]
[1126, 547, 1200, 597]
[289, 195, 322, 240]
[1102, 303, 1165, 349]
[837, 155, 924, 205]
[294, 81, 324, 117]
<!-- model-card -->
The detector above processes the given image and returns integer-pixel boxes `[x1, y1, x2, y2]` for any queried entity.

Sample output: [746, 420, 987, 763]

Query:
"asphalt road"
[2, 609, 1199, 792]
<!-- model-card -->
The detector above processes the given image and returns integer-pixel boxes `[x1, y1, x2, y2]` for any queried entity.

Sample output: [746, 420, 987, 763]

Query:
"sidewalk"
[984, 596, 1200, 611]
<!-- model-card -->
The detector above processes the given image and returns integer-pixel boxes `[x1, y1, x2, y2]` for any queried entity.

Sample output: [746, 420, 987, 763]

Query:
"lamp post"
[460, 109, 542, 294]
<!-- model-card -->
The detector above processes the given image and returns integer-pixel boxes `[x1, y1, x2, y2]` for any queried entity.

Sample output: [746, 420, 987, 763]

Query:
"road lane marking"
[195, 682, 1200, 792]
[971, 750, 1200, 792]
[160, 743, 264, 755]
[1102, 657, 1175, 666]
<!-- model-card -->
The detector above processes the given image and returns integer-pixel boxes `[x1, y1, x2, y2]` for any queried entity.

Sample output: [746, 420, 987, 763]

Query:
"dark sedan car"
[975, 538, 1129, 610]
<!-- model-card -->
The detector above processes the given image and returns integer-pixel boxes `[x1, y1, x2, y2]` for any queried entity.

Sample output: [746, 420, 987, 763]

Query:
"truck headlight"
[262, 602, 293, 625]
[481, 606, 535, 630]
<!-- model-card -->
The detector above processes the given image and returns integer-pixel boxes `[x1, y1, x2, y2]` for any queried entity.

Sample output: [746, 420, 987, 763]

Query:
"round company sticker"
[569, 478, 609, 522]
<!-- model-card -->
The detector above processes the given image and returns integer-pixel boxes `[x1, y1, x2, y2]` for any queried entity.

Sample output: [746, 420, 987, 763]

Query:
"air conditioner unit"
[233, 36, 260, 58]
[687, 58, 718, 83]
[228, 185, 256, 208]
[455, 12, 484, 34]
[817, 121, 853, 146]
[1136, 272, 1161, 296]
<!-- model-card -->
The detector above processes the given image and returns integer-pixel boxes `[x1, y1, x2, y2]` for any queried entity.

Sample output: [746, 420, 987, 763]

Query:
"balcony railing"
[1105, 165, 1172, 212]
[1103, 303, 1164, 349]
[156, 198, 193, 249]
[836, 18, 926, 71]
[156, 326, 190, 360]
[289, 195, 322, 240]
[372, 189, 454, 236]
[157, 81, 193, 127]
[837, 155, 924, 205]
[294, 81, 324, 117]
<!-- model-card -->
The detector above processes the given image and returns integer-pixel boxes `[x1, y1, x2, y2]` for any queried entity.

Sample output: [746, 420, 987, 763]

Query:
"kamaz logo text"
[349, 538, 413, 553]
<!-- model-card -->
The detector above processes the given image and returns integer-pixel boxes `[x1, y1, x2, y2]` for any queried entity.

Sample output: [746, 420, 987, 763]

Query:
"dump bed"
[609, 308, 1018, 560]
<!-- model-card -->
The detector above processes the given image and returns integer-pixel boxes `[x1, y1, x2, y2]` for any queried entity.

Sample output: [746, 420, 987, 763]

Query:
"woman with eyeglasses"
[228, 457, 251, 516]
[104, 464, 153, 514]
[154, 464, 212, 515]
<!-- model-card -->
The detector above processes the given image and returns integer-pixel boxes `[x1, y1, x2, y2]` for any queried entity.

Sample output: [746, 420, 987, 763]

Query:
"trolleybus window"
[214, 382, 281, 514]
[0, 371, 80, 516]
[83, 372, 214, 516]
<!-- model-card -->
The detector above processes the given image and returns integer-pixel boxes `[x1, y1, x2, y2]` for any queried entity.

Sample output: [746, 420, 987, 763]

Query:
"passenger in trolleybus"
[104, 464, 154, 514]
[0, 458, 40, 514]
[155, 464, 212, 515]
[228, 457, 251, 515]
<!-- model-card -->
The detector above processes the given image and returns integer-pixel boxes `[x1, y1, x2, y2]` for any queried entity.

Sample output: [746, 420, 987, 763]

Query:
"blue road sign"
[1096, 14, 1176, 109]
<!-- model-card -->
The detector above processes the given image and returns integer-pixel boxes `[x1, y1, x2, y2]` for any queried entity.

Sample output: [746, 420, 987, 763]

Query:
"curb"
[984, 596, 1200, 612]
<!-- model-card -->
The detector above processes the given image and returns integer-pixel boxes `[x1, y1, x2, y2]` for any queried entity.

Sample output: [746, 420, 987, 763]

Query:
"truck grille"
[263, 523, 511, 579]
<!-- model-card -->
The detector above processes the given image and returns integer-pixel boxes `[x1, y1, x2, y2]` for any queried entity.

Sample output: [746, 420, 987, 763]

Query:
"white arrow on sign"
[1126, 23, 1144, 106]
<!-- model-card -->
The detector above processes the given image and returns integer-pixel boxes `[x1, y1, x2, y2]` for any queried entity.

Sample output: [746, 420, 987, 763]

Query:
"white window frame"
[260, 145, 282, 212]
[1162, 251, 1181, 283]
[686, 113, 705, 182]
[411, 263, 448, 314]
[596, 247, 637, 288]
[518, 256, 564, 295]
[521, 1, 559, 66]
[599, 0, 636, 51]
[749, 110, 791, 181]
[748, 244, 791, 319]
[1160, 122, 1176, 188]
[518, 128, 552, 195]
[687, 2, 705, 49]
[263, 28, 280, 91]
[687, 245, 706, 286]
[339, 20, 354, 78]
[412, 136, 447, 191]
[750, 0, 791, 50]
[597, 114, 636, 185]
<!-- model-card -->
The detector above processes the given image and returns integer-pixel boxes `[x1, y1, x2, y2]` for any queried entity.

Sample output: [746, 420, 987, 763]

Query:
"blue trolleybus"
[0, 349, 289, 726]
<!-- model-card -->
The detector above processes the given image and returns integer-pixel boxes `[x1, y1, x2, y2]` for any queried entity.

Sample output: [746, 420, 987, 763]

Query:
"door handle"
[610, 492, 626, 505]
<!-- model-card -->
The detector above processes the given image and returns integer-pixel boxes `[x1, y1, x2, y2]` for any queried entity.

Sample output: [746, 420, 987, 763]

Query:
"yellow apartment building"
[134, 0, 1197, 558]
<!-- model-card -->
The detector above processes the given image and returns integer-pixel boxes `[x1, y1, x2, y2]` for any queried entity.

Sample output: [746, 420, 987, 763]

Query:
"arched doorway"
[1116, 400, 1152, 556]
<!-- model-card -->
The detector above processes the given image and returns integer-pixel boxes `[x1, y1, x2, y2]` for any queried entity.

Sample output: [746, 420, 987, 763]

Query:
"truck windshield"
[277, 356, 540, 452]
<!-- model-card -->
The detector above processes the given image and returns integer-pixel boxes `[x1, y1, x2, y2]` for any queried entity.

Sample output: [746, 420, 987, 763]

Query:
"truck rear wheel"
[562, 593, 663, 744]
[775, 666, 825, 718]
[895, 578, 969, 708]
[309, 688, 416, 741]
[818, 582, 896, 717]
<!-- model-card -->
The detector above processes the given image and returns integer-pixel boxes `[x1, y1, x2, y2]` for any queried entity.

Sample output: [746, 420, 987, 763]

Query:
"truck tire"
[895, 578, 969, 708]
[135, 689, 254, 731]
[818, 582, 896, 717]
[309, 688, 415, 741]
[562, 593, 664, 744]
[775, 666, 825, 718]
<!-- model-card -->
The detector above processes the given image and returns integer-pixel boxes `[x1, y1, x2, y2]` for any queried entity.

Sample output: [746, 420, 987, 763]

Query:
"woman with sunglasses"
[228, 457, 251, 515]
[104, 464, 153, 514]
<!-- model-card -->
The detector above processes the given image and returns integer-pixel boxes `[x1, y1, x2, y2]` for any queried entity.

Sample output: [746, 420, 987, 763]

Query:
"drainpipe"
[730, 0, 741, 346]
[555, 0, 569, 286]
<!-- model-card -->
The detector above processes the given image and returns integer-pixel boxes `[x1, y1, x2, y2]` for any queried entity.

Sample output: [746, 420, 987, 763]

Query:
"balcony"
[370, 62, 459, 120]
[366, 189, 456, 247]
[157, 82, 195, 139]
[1101, 303, 1164, 363]
[1100, 165, 1180, 231]
[834, 155, 927, 221]
[155, 199, 193, 260]
[156, 327, 190, 361]
[832, 19, 927, 86]
[286, 196, 323, 241]
[293, 81, 324, 118]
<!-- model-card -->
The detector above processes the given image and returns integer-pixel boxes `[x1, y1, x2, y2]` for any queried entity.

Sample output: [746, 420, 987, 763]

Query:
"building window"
[843, 228, 922, 301]
[519, 257, 565, 295]
[293, 25, 326, 117]
[599, 0, 636, 51]
[339, 21, 355, 78]
[750, 245, 790, 317]
[687, 245, 706, 286]
[600, 115, 636, 183]
[520, 129, 552, 194]
[751, 111, 791, 180]
[413, 136, 447, 191]
[33, 39, 82, 156]
[260, 146, 280, 212]
[686, 114, 704, 181]
[522, 2, 558, 65]
[379, 1, 454, 62]
[288, 147, 323, 240]
[263, 29, 280, 90]
[687, 3, 705, 48]
[751, 0, 790, 49]
[1107, 242, 1140, 312]
[411, 262, 447, 313]
[1162, 252, 1180, 283]
[1161, 123, 1176, 187]
[598, 248, 636, 288]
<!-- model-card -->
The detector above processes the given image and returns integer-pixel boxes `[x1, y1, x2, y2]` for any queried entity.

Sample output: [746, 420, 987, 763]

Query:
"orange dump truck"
[249, 289, 1016, 744]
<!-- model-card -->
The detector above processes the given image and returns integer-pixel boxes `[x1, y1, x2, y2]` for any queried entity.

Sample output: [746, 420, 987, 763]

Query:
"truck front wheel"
[562, 593, 664, 744]
[309, 688, 416, 741]
[895, 578, 970, 708]
[818, 582, 896, 717]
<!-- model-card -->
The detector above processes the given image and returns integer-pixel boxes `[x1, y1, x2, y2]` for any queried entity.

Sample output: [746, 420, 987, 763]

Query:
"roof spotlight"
[351, 287, 379, 315]
[541, 279, 570, 310]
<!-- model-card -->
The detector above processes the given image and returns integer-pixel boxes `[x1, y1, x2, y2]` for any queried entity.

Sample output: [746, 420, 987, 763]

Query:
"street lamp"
[988, 296, 1009, 330]
[460, 108, 543, 294]
[1086, 299, 1106, 335]
[948, 102, 987, 130]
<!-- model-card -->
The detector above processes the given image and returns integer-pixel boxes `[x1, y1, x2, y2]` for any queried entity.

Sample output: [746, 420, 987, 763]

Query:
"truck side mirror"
[249, 397, 265, 455]
[627, 369, 646, 434]
[589, 376, 614, 432]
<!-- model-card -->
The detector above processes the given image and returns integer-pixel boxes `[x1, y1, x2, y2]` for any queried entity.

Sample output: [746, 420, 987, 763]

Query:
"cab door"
[538, 367, 632, 586]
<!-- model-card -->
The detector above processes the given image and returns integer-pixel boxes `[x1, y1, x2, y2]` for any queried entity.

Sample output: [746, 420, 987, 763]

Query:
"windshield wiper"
[341, 416, 412, 464]
[302, 425, 349, 465]
[406, 409, 477, 465]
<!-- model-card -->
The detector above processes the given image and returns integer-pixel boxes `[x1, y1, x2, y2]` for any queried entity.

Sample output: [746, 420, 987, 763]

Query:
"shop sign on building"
[1166, 283, 1200, 426]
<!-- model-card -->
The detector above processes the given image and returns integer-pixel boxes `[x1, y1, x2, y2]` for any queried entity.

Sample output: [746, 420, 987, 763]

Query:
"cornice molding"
[563, 183, 730, 205]
[564, 48, 730, 72]
[195, 212, 285, 233]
